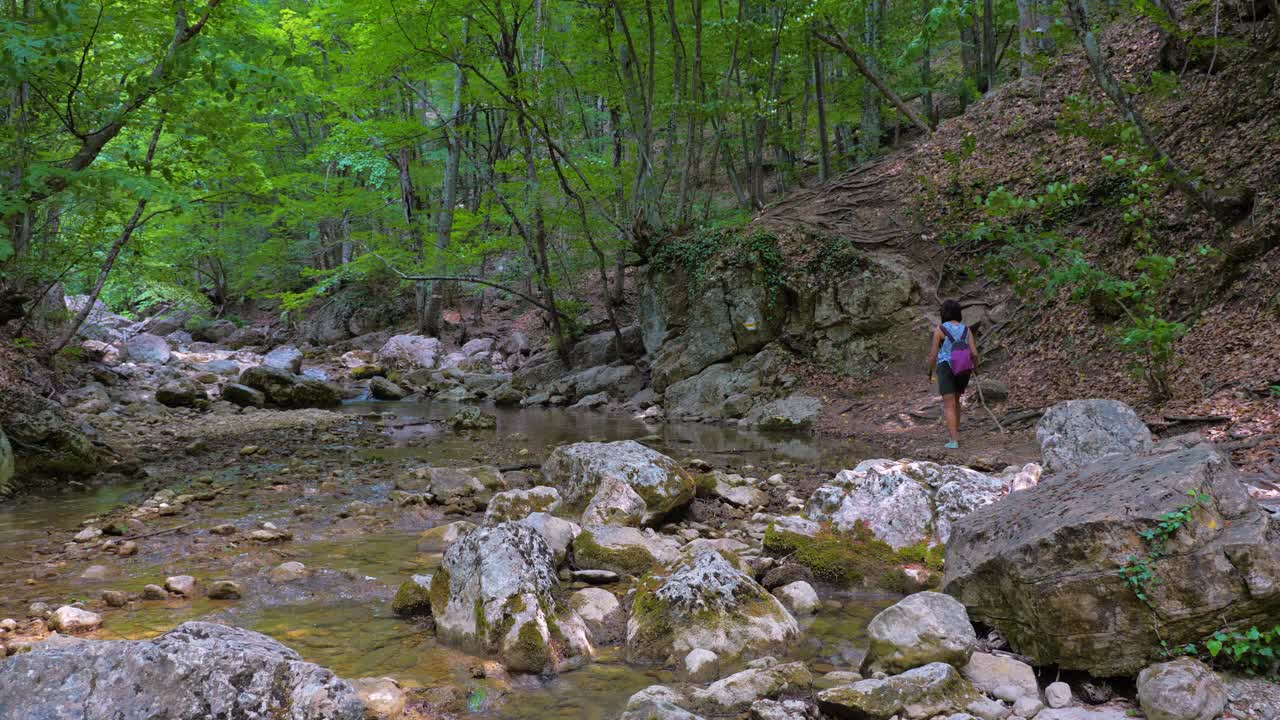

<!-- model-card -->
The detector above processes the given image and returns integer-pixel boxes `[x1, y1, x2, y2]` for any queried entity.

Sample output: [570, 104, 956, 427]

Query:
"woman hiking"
[927, 299, 979, 449]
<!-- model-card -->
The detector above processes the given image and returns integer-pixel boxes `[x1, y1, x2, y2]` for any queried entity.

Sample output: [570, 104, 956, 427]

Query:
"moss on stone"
[626, 589, 675, 664]
[506, 620, 552, 673]
[896, 541, 946, 571]
[428, 567, 452, 615]
[573, 529, 658, 576]
[765, 522, 906, 588]
[391, 579, 433, 617]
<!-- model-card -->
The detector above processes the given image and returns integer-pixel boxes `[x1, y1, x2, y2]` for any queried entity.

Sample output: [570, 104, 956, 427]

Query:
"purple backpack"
[941, 325, 973, 375]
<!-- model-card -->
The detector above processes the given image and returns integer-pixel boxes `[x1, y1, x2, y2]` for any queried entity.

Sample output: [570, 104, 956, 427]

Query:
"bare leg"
[943, 394, 960, 444]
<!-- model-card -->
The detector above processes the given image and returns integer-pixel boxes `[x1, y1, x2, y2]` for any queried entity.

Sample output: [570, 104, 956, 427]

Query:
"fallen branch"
[1162, 414, 1231, 424]
[498, 462, 542, 472]
[3, 552, 70, 566]
[972, 371, 1007, 434]
[120, 521, 194, 542]
[1000, 408, 1045, 426]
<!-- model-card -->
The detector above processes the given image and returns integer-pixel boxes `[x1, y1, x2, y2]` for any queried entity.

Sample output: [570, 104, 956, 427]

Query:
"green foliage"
[763, 522, 913, 588]
[1119, 489, 1210, 606]
[652, 228, 786, 301]
[1204, 625, 1280, 677]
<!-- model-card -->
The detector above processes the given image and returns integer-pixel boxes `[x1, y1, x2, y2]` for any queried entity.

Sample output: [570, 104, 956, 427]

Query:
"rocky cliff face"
[638, 248, 918, 424]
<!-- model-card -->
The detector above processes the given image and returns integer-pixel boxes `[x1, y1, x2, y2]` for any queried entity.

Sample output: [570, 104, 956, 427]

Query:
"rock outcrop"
[943, 446, 1280, 675]
[543, 440, 696, 526]
[626, 550, 799, 664]
[428, 523, 591, 674]
[0, 621, 364, 719]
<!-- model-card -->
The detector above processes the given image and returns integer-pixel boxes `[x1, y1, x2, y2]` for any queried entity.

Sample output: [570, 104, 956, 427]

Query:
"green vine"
[1119, 488, 1210, 605]
[651, 228, 787, 304]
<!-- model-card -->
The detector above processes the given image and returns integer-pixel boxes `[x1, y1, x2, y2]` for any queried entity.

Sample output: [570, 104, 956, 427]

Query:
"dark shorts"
[937, 362, 970, 397]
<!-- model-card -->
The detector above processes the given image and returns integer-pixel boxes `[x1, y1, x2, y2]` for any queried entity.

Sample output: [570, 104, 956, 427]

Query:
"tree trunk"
[860, 0, 885, 157]
[815, 27, 934, 136]
[983, 0, 998, 89]
[425, 18, 469, 337]
[813, 47, 832, 181]
[1064, 0, 1252, 221]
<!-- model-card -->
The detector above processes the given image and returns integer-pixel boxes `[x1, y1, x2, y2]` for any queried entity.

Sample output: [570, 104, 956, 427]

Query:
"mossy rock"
[572, 529, 660, 576]
[392, 575, 434, 617]
[505, 619, 553, 674]
[764, 522, 915, 590]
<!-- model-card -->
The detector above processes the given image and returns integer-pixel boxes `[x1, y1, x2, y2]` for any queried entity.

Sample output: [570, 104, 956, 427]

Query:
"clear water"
[0, 402, 895, 720]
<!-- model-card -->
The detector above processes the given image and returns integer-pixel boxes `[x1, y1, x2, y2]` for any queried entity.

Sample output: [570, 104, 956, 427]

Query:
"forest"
[0, 0, 1278, 719]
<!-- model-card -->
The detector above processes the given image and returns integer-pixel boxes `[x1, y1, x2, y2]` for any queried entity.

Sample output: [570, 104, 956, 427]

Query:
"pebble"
[210, 524, 237, 536]
[117, 540, 138, 557]
[269, 561, 308, 583]
[142, 584, 168, 600]
[571, 569, 620, 585]
[49, 606, 103, 634]
[101, 590, 128, 607]
[73, 527, 102, 543]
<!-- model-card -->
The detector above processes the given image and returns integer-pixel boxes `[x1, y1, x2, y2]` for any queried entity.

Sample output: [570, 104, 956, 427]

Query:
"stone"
[569, 588, 625, 645]
[772, 581, 820, 615]
[516, 513, 579, 566]
[193, 319, 236, 343]
[123, 333, 170, 364]
[684, 648, 720, 683]
[142, 584, 167, 600]
[1035, 708, 1131, 720]
[484, 486, 563, 524]
[239, 365, 341, 409]
[429, 522, 590, 674]
[1035, 399, 1152, 474]
[207, 580, 243, 600]
[573, 525, 681, 576]
[817, 662, 982, 720]
[626, 550, 799, 664]
[961, 652, 1039, 700]
[742, 393, 822, 431]
[572, 569, 619, 584]
[349, 364, 384, 380]
[943, 446, 1280, 676]
[210, 523, 237, 536]
[1044, 682, 1071, 708]
[862, 592, 977, 674]
[378, 335, 442, 370]
[49, 606, 103, 634]
[80, 564, 110, 581]
[761, 563, 815, 590]
[543, 440, 696, 526]
[101, 590, 128, 607]
[0, 429, 12, 494]
[164, 575, 198, 597]
[572, 392, 611, 409]
[711, 473, 770, 508]
[0, 621, 363, 719]
[74, 526, 102, 543]
[352, 677, 406, 720]
[221, 383, 265, 408]
[1013, 696, 1045, 718]
[1136, 658, 1227, 720]
[621, 685, 706, 720]
[3, 396, 99, 477]
[263, 345, 304, 374]
[751, 699, 816, 720]
[420, 466, 505, 504]
[689, 662, 813, 714]
[155, 376, 206, 407]
[446, 407, 496, 430]
[391, 575, 434, 617]
[116, 540, 138, 556]
[369, 376, 407, 401]
[418, 520, 478, 552]
[269, 561, 309, 583]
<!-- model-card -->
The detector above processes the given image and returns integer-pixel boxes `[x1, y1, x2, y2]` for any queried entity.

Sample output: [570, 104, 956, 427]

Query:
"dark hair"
[940, 299, 963, 323]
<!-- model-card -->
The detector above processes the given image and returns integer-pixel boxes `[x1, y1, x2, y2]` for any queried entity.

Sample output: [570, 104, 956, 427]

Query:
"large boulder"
[263, 345, 304, 374]
[1136, 658, 1227, 720]
[192, 318, 236, 343]
[1036, 399, 1153, 474]
[2, 396, 99, 476]
[155, 376, 207, 408]
[943, 446, 1280, 675]
[239, 366, 341, 409]
[123, 333, 171, 364]
[742, 393, 822, 431]
[626, 550, 799, 664]
[817, 662, 982, 720]
[861, 592, 977, 674]
[0, 621, 363, 719]
[222, 383, 265, 408]
[573, 525, 682, 576]
[805, 460, 1006, 547]
[429, 523, 591, 674]
[543, 441, 696, 526]
[377, 334, 442, 370]
[484, 486, 563, 524]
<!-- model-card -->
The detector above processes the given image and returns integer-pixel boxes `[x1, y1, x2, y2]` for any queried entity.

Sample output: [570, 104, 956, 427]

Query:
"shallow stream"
[1, 402, 897, 720]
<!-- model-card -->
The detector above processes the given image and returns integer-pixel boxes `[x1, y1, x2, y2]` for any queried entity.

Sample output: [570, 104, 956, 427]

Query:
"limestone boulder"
[239, 365, 341, 409]
[817, 662, 982, 720]
[961, 652, 1039, 700]
[155, 376, 206, 408]
[943, 446, 1280, 676]
[123, 333, 171, 364]
[626, 550, 799, 664]
[861, 592, 977, 674]
[484, 486, 563, 525]
[0, 621, 363, 719]
[573, 525, 681, 577]
[369, 376, 407, 401]
[1136, 658, 1227, 720]
[1035, 399, 1152, 474]
[263, 345, 304, 374]
[543, 440, 696, 526]
[377, 335, 441, 370]
[429, 523, 591, 674]
[516, 513, 579, 566]
[569, 588, 626, 645]
[222, 383, 265, 408]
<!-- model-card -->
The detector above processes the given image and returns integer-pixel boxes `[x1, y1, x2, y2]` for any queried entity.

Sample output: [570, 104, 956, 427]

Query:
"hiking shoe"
[945, 441, 960, 449]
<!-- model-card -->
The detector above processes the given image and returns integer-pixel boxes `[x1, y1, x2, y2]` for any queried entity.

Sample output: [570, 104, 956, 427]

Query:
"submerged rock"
[392, 575, 434, 617]
[446, 407, 496, 430]
[429, 522, 590, 674]
[1035, 399, 1152, 474]
[544, 440, 696, 526]
[944, 446, 1280, 675]
[0, 621, 363, 719]
[626, 550, 799, 664]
